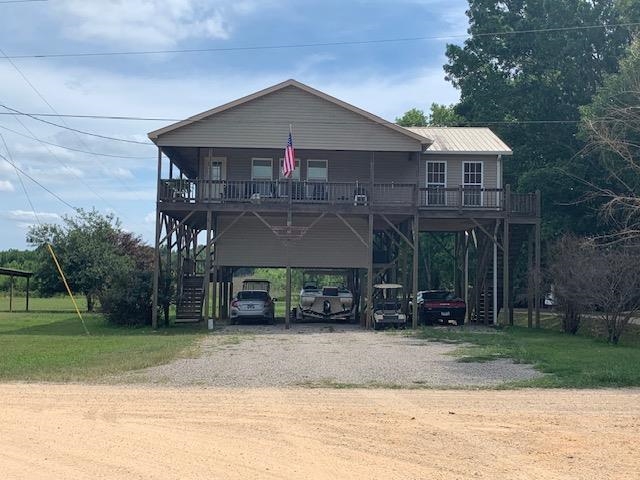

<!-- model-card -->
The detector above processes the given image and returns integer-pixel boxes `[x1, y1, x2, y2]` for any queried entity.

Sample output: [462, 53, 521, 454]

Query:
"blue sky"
[0, 0, 468, 249]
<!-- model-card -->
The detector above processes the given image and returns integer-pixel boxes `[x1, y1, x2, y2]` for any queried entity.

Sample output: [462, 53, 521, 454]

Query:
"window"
[307, 159, 328, 181]
[463, 161, 483, 206]
[278, 158, 301, 197]
[426, 161, 446, 205]
[251, 158, 273, 180]
[279, 158, 300, 180]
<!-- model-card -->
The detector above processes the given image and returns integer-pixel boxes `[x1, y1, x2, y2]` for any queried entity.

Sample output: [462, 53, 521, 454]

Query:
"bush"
[101, 270, 153, 326]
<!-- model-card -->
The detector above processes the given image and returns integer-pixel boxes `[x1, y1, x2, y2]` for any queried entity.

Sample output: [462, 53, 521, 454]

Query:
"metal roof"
[0, 267, 33, 278]
[403, 127, 512, 155]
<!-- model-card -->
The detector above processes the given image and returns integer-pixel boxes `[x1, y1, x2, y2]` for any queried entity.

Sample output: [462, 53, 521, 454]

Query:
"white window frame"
[426, 161, 447, 206]
[279, 158, 301, 181]
[306, 159, 328, 182]
[462, 161, 484, 206]
[251, 157, 274, 181]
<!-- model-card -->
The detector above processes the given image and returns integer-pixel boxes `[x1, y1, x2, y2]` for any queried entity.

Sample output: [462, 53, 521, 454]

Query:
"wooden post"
[204, 210, 212, 329]
[412, 213, 419, 329]
[26, 276, 30, 312]
[367, 213, 374, 329]
[464, 232, 469, 322]
[527, 227, 534, 328]
[152, 147, 162, 329]
[535, 219, 541, 329]
[285, 260, 292, 330]
[503, 185, 511, 326]
[493, 223, 498, 325]
[9, 275, 13, 312]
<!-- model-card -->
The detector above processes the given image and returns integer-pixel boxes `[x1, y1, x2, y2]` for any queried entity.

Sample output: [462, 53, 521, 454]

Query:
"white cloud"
[8, 210, 60, 221]
[144, 211, 156, 224]
[53, 0, 270, 48]
[0, 180, 14, 192]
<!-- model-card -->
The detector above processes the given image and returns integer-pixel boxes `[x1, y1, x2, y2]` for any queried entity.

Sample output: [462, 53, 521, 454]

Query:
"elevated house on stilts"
[148, 79, 541, 329]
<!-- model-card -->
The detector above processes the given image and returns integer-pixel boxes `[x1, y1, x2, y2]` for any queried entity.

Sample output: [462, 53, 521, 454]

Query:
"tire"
[456, 318, 465, 326]
[373, 322, 381, 331]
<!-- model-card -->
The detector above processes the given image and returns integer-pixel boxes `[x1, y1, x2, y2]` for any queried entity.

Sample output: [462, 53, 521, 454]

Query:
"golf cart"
[372, 283, 407, 330]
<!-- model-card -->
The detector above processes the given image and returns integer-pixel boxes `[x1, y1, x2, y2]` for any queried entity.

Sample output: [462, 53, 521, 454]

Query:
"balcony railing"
[159, 179, 539, 216]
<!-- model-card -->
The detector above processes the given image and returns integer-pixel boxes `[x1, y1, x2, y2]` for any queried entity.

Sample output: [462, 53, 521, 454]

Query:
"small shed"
[0, 267, 33, 312]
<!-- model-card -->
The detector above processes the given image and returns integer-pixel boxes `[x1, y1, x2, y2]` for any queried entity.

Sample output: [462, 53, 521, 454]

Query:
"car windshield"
[237, 291, 268, 301]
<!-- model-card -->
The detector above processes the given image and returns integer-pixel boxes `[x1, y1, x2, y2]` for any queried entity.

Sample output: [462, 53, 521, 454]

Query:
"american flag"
[283, 130, 295, 178]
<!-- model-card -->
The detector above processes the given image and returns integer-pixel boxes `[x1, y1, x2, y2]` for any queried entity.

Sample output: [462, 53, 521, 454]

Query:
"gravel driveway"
[121, 324, 542, 387]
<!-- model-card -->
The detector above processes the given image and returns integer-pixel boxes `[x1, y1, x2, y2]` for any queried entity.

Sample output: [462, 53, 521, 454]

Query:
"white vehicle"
[372, 284, 407, 330]
[299, 284, 354, 321]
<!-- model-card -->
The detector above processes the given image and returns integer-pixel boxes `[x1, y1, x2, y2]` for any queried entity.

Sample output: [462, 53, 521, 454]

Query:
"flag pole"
[286, 123, 293, 330]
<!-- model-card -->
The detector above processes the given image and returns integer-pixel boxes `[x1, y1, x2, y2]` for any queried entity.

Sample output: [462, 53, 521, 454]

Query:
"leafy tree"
[396, 104, 464, 127]
[444, 0, 637, 238]
[27, 209, 134, 312]
[396, 108, 428, 127]
[428, 103, 464, 126]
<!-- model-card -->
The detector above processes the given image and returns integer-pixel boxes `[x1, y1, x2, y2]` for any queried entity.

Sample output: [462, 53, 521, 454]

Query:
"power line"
[0, 0, 47, 3]
[0, 109, 589, 126]
[0, 151, 78, 211]
[0, 123, 154, 159]
[0, 104, 152, 145]
[2, 22, 639, 59]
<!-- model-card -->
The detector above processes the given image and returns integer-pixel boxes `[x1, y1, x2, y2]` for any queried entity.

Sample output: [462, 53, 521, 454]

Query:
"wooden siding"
[216, 214, 369, 268]
[156, 86, 423, 152]
[420, 154, 499, 189]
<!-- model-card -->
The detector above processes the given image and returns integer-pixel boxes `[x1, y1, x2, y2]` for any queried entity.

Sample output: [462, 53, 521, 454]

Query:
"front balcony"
[159, 179, 539, 217]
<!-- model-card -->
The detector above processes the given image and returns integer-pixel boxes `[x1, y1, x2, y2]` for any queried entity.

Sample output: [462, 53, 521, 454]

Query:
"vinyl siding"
[156, 86, 423, 152]
[197, 148, 418, 182]
[420, 154, 499, 189]
[216, 214, 369, 268]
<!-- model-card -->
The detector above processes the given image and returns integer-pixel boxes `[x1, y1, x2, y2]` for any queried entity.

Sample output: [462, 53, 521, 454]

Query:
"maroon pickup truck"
[418, 290, 466, 326]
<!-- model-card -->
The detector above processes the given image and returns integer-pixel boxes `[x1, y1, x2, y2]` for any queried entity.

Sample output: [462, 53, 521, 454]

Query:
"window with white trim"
[463, 161, 483, 206]
[279, 158, 300, 180]
[251, 158, 273, 180]
[307, 159, 328, 181]
[426, 161, 446, 205]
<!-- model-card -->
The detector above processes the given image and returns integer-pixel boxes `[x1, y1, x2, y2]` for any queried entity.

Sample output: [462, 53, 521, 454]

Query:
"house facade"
[148, 79, 541, 329]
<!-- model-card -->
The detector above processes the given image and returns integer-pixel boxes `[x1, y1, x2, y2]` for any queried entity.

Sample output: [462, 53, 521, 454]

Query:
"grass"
[417, 325, 640, 388]
[0, 298, 205, 382]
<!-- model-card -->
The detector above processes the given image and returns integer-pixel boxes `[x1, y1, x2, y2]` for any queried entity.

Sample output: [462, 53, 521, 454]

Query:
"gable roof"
[404, 127, 512, 155]
[148, 79, 431, 146]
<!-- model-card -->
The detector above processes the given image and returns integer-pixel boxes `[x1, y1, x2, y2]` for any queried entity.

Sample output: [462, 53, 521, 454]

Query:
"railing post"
[535, 189, 541, 218]
[505, 184, 511, 214]
[458, 185, 463, 211]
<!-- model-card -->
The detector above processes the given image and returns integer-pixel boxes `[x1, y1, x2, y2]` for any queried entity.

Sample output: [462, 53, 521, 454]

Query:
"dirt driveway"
[1, 384, 639, 479]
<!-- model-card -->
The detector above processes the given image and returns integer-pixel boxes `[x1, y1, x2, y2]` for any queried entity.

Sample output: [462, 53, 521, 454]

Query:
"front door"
[200, 149, 227, 200]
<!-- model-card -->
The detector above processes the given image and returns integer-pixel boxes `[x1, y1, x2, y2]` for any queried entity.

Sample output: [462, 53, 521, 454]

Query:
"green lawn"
[0, 298, 205, 382]
[418, 324, 640, 388]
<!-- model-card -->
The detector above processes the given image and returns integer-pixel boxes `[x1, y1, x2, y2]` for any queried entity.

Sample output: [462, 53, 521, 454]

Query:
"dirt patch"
[1, 384, 638, 479]
[119, 324, 542, 387]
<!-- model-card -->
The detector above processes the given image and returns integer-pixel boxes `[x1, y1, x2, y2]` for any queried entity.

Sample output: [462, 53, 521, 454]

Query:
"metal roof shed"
[0, 267, 33, 312]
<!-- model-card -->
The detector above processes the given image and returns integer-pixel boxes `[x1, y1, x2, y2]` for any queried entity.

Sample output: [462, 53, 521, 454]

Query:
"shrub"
[101, 270, 153, 326]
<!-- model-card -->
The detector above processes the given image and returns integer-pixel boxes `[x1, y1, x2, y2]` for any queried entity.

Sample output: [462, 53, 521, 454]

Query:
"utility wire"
[0, 104, 152, 145]
[0, 0, 47, 3]
[3, 22, 639, 59]
[0, 109, 591, 126]
[0, 151, 78, 210]
[1, 133, 41, 224]
[0, 123, 154, 159]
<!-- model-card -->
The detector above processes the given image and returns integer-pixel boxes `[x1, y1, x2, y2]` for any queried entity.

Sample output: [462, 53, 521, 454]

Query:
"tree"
[396, 108, 428, 127]
[428, 103, 464, 126]
[444, 0, 637, 237]
[28, 209, 134, 312]
[580, 38, 640, 243]
[396, 104, 464, 127]
[549, 235, 640, 343]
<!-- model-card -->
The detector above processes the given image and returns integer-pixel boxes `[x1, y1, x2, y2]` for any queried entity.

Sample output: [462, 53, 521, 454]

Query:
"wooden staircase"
[176, 275, 204, 323]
